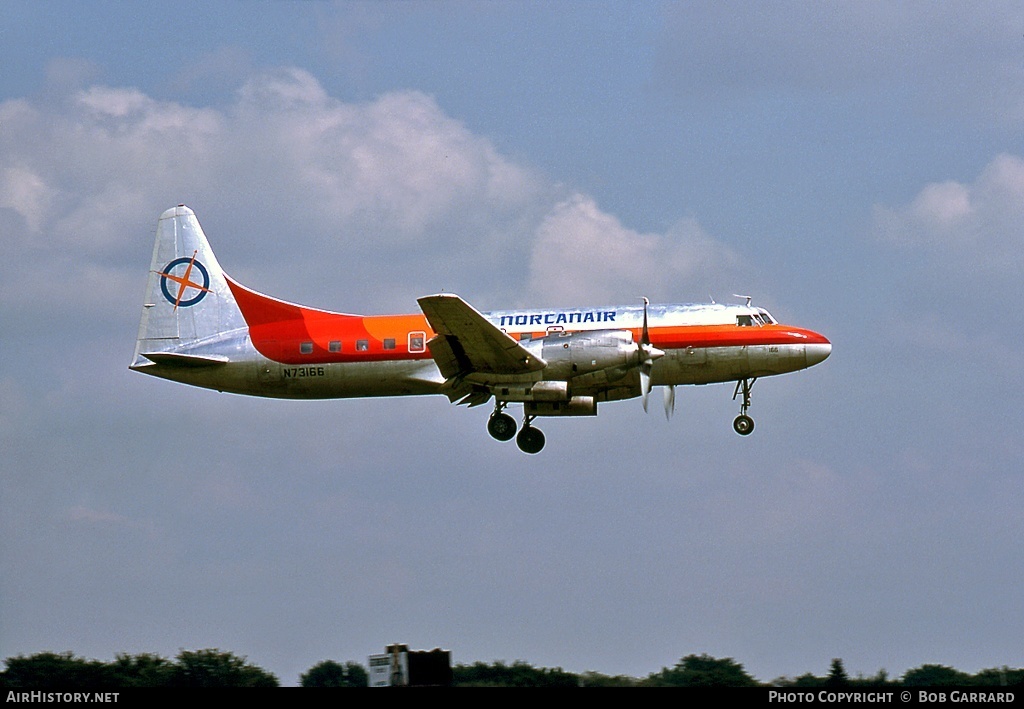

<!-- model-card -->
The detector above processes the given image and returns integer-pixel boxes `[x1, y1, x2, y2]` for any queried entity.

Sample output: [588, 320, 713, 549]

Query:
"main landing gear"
[732, 377, 757, 436]
[487, 403, 546, 454]
[486, 408, 517, 441]
[516, 417, 545, 454]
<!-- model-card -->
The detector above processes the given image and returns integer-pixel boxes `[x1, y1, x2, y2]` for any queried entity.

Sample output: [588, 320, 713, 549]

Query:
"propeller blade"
[640, 362, 652, 412]
[641, 296, 651, 346]
[664, 385, 675, 420]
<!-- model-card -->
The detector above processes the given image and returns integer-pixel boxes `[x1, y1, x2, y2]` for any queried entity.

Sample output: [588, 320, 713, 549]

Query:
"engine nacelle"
[522, 330, 640, 386]
[488, 331, 639, 403]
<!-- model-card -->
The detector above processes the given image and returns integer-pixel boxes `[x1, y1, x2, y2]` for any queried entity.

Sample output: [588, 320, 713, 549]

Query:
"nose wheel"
[733, 414, 754, 435]
[732, 377, 757, 436]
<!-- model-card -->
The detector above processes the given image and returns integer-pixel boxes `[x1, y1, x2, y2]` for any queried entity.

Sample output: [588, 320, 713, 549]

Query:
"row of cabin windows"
[298, 333, 426, 355]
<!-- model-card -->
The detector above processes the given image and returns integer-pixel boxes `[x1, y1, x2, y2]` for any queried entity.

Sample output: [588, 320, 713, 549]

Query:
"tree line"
[2, 651, 1022, 688]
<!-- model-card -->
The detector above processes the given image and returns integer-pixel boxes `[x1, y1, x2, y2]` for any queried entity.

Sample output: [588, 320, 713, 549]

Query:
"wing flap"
[417, 294, 545, 377]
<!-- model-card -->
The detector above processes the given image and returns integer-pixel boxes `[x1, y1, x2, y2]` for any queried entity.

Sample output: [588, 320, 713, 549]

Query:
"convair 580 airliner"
[131, 205, 830, 453]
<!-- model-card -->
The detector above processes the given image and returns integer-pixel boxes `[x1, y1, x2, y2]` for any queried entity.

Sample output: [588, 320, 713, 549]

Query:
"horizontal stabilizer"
[139, 352, 229, 368]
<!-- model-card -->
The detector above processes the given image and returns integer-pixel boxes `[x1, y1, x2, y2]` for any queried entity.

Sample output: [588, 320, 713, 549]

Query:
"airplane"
[130, 205, 831, 453]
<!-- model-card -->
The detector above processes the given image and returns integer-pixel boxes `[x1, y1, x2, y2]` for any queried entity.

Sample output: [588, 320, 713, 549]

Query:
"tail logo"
[158, 251, 211, 310]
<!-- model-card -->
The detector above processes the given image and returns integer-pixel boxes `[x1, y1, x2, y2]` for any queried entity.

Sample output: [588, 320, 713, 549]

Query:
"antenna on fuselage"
[732, 294, 753, 307]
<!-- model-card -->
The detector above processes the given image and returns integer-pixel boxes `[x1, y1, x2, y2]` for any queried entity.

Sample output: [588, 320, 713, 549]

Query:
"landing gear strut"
[732, 377, 756, 436]
[487, 402, 517, 441]
[516, 415, 545, 454]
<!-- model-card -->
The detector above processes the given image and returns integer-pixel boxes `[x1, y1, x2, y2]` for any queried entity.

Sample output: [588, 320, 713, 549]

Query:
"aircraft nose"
[805, 341, 832, 367]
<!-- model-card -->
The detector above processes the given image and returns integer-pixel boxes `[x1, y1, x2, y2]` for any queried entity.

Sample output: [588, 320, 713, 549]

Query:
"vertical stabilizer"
[131, 205, 245, 368]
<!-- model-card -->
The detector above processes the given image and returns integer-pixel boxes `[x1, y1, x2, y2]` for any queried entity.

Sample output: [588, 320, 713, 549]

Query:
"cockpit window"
[739, 309, 776, 327]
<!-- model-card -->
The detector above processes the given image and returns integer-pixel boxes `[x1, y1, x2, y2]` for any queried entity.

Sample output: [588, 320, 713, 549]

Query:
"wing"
[417, 294, 546, 385]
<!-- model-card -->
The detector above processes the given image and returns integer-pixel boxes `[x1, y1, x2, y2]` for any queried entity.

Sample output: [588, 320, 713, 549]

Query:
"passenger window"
[300, 341, 314, 354]
[409, 332, 426, 352]
[328, 340, 341, 353]
[383, 338, 396, 350]
[356, 339, 369, 351]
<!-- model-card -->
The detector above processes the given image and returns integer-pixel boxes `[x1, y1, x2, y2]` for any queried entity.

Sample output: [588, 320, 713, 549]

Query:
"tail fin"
[130, 205, 245, 369]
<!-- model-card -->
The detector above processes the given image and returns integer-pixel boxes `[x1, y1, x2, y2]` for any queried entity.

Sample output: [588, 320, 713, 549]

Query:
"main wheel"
[487, 412, 517, 441]
[733, 414, 754, 436]
[516, 425, 546, 454]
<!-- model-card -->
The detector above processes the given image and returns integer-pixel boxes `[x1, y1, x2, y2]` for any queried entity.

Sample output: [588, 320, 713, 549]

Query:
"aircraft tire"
[733, 415, 755, 436]
[487, 412, 517, 441]
[516, 426, 545, 454]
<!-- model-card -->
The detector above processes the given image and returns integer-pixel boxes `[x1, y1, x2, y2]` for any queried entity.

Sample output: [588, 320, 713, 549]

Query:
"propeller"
[638, 297, 665, 412]
[664, 385, 675, 420]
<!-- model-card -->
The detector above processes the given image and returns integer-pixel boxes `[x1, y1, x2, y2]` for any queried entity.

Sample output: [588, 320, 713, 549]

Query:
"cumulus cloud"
[0, 67, 736, 323]
[0, 165, 50, 233]
[873, 153, 1024, 275]
[230, 69, 540, 243]
[528, 194, 741, 305]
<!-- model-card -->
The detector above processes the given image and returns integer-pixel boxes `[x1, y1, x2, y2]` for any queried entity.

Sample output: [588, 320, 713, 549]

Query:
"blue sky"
[2, 0, 1023, 685]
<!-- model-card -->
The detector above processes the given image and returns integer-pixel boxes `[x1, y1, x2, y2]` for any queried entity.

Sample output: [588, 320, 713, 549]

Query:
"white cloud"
[907, 181, 973, 231]
[220, 68, 542, 246]
[527, 194, 740, 305]
[873, 153, 1024, 275]
[0, 68, 737, 321]
[0, 165, 50, 233]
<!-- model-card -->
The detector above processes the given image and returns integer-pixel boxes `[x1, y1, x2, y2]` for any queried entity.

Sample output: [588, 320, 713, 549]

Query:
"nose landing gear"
[732, 377, 757, 436]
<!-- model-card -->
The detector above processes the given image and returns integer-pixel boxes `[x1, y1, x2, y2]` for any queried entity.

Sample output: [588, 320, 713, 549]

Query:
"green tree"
[772, 673, 824, 687]
[453, 661, 579, 687]
[853, 668, 893, 687]
[170, 649, 278, 687]
[579, 671, 639, 687]
[2, 652, 114, 689]
[341, 661, 368, 687]
[645, 654, 759, 687]
[110, 653, 175, 687]
[972, 666, 1024, 686]
[901, 664, 971, 687]
[301, 660, 368, 687]
[826, 658, 850, 687]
